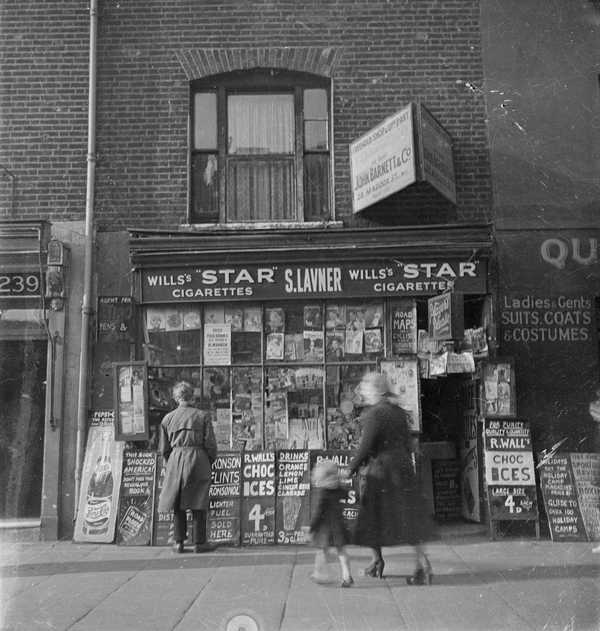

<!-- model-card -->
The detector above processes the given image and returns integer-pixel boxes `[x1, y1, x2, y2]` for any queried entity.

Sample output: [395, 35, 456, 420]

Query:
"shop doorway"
[0, 339, 46, 518]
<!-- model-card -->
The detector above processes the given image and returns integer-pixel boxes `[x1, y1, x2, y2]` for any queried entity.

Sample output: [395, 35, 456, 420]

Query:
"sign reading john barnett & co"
[349, 102, 456, 213]
[140, 259, 487, 303]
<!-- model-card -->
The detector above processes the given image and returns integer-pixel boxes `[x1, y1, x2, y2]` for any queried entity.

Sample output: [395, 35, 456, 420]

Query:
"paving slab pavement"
[0, 536, 598, 631]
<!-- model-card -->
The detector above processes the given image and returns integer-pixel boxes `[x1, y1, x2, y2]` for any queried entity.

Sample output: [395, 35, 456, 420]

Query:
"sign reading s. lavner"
[141, 259, 486, 303]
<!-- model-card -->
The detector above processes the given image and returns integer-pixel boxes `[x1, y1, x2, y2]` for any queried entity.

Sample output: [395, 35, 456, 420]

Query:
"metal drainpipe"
[74, 0, 98, 521]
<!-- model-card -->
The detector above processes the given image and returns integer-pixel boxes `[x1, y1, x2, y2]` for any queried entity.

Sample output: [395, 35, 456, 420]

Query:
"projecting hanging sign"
[140, 259, 487, 303]
[349, 102, 456, 212]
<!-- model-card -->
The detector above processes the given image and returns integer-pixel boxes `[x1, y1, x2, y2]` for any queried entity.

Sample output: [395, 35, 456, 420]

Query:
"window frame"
[189, 69, 332, 225]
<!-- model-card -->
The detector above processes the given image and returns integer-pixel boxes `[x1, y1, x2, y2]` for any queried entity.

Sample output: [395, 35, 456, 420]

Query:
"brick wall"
[1, 1, 492, 229]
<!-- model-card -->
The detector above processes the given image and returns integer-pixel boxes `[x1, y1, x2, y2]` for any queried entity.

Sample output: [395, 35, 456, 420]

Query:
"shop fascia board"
[128, 223, 493, 268]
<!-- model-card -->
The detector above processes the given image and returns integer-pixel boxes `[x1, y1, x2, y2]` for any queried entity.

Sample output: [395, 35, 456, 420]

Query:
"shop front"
[81, 224, 491, 545]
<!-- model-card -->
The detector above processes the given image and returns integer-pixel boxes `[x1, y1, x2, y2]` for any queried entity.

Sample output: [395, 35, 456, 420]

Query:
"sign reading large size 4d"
[349, 102, 456, 213]
[141, 259, 486, 303]
[483, 419, 538, 521]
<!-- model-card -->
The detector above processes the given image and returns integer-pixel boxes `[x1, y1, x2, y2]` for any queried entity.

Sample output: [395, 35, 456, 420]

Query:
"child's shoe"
[341, 576, 354, 588]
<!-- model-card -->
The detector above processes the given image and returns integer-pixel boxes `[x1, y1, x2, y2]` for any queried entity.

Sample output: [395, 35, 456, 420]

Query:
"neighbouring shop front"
[75, 224, 511, 546]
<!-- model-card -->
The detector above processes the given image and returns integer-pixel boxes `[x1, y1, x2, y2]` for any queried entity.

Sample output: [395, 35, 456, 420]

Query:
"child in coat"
[308, 459, 354, 587]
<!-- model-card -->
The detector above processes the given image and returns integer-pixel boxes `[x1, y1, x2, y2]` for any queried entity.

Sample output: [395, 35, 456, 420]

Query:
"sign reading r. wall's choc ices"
[140, 259, 486, 303]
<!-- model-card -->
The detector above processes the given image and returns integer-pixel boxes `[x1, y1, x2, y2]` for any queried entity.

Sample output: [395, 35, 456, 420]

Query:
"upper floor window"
[190, 70, 331, 224]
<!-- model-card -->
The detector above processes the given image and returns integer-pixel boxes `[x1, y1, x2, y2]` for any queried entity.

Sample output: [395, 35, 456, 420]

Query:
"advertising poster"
[539, 455, 588, 542]
[208, 452, 242, 546]
[482, 361, 516, 417]
[276, 450, 311, 544]
[570, 453, 600, 541]
[74, 411, 124, 543]
[391, 299, 417, 355]
[203, 323, 231, 365]
[483, 419, 538, 521]
[309, 451, 359, 532]
[349, 104, 416, 212]
[432, 459, 461, 522]
[116, 450, 157, 546]
[241, 451, 276, 545]
[380, 359, 421, 432]
[460, 412, 481, 522]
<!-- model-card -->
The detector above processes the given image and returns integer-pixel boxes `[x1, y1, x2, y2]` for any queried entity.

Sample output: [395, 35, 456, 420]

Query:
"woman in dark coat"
[158, 381, 217, 553]
[349, 372, 433, 584]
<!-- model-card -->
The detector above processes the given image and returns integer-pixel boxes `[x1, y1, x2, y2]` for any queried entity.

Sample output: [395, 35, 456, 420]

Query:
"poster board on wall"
[74, 411, 124, 543]
[482, 359, 517, 418]
[113, 361, 149, 441]
[380, 359, 421, 432]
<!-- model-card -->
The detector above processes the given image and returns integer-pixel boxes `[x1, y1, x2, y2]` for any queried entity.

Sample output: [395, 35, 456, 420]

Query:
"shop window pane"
[304, 154, 329, 221]
[203, 367, 232, 451]
[0, 340, 46, 518]
[191, 153, 219, 223]
[265, 366, 325, 450]
[228, 305, 262, 364]
[265, 303, 324, 364]
[194, 92, 217, 150]
[304, 88, 327, 120]
[326, 364, 373, 450]
[144, 306, 202, 365]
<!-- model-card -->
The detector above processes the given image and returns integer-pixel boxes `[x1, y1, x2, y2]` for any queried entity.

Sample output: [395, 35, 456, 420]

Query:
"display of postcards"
[232, 410, 260, 450]
[284, 334, 303, 362]
[243, 306, 262, 332]
[213, 407, 232, 450]
[182, 308, 202, 330]
[417, 329, 443, 357]
[204, 305, 225, 324]
[203, 367, 231, 408]
[146, 307, 166, 332]
[463, 327, 489, 358]
[232, 390, 252, 414]
[326, 331, 345, 361]
[303, 331, 324, 362]
[325, 304, 346, 330]
[164, 308, 184, 331]
[288, 416, 325, 449]
[265, 307, 285, 333]
[345, 328, 363, 355]
[303, 305, 322, 330]
[364, 304, 384, 328]
[265, 391, 289, 444]
[224, 306, 244, 332]
[268, 367, 297, 391]
[266, 332, 285, 360]
[231, 332, 261, 364]
[294, 367, 324, 390]
[364, 328, 383, 354]
[346, 306, 366, 331]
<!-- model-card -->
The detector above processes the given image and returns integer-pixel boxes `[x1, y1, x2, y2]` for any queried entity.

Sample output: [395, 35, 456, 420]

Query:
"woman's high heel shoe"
[406, 566, 433, 585]
[365, 559, 385, 578]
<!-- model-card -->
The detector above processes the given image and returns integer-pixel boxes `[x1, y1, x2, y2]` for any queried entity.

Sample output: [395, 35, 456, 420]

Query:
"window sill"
[181, 221, 344, 232]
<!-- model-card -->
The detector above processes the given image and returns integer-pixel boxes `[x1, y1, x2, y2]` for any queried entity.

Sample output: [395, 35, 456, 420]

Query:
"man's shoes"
[194, 542, 217, 553]
[173, 542, 184, 554]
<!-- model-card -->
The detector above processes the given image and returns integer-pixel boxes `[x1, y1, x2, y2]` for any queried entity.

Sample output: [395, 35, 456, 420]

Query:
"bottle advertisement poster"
[275, 450, 311, 544]
[74, 411, 124, 543]
[116, 450, 157, 546]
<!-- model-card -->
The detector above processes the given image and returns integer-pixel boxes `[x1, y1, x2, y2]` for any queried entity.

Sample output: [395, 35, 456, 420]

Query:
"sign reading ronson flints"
[349, 102, 456, 212]
[140, 259, 486, 303]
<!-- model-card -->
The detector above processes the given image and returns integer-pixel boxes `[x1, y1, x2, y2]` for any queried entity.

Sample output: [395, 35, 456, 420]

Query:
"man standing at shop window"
[158, 381, 218, 553]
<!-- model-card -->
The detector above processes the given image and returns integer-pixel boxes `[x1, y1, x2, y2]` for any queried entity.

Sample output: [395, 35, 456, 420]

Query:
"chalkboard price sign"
[539, 455, 591, 542]
[276, 450, 311, 544]
[208, 452, 242, 545]
[117, 450, 157, 546]
[241, 451, 276, 545]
